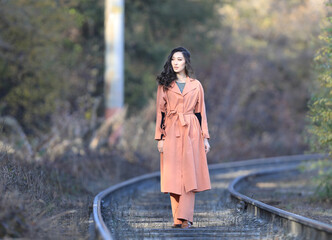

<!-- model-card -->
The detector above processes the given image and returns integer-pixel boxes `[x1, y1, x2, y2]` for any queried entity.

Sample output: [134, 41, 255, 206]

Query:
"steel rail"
[93, 153, 327, 240]
[228, 159, 332, 240]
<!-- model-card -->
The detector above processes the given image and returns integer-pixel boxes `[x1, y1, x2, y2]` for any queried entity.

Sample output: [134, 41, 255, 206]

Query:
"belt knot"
[166, 110, 194, 137]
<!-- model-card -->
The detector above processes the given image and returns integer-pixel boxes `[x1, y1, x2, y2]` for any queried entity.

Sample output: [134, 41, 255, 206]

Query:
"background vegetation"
[0, 0, 330, 238]
[306, 2, 332, 200]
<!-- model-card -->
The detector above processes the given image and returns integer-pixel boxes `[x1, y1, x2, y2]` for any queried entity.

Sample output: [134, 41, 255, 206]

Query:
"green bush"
[306, 2, 332, 200]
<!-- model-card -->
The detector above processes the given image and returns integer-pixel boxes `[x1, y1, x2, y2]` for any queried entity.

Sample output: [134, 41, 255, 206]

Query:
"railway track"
[93, 153, 330, 239]
[229, 165, 332, 240]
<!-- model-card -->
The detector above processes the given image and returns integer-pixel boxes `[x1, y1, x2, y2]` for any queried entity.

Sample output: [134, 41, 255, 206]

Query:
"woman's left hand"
[204, 138, 210, 153]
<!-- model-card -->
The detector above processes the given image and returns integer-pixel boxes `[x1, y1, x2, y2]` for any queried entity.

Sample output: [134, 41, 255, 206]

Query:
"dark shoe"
[171, 224, 182, 228]
[181, 220, 193, 229]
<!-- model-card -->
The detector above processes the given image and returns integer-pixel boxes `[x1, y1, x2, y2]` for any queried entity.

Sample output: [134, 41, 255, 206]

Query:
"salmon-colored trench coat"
[154, 76, 211, 195]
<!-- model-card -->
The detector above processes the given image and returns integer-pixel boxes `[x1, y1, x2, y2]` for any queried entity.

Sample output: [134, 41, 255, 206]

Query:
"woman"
[154, 46, 211, 229]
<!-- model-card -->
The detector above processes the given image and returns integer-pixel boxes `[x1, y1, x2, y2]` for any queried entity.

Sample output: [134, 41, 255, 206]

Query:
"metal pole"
[104, 0, 124, 110]
[104, 0, 124, 145]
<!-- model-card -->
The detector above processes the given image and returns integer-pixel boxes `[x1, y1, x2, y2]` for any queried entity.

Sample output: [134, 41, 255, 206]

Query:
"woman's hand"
[204, 138, 211, 153]
[158, 139, 164, 153]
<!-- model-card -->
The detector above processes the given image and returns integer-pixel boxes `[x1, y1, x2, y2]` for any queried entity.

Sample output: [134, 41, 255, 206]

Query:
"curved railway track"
[93, 153, 330, 239]
[229, 165, 332, 240]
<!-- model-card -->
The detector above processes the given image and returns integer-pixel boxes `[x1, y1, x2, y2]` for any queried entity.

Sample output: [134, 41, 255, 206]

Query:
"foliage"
[205, 0, 326, 160]
[0, 0, 329, 160]
[311, 159, 332, 200]
[307, 14, 332, 156]
[124, 0, 221, 115]
[0, 0, 104, 134]
[305, 1, 332, 200]
[124, 0, 328, 160]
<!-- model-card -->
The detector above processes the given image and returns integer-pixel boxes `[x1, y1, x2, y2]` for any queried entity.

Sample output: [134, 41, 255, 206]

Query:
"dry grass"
[0, 148, 151, 239]
[0, 98, 158, 239]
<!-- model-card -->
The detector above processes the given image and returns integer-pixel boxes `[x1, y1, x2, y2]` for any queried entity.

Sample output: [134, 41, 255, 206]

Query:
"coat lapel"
[169, 80, 182, 95]
[169, 76, 196, 96]
[182, 76, 197, 96]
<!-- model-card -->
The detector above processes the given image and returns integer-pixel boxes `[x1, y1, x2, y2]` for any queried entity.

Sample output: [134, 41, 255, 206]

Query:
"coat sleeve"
[194, 82, 210, 139]
[154, 84, 167, 141]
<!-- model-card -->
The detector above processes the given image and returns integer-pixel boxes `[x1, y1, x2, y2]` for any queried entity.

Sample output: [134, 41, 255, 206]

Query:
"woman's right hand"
[158, 139, 164, 153]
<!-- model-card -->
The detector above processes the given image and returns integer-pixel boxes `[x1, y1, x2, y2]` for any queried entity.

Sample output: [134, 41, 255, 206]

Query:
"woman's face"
[171, 52, 186, 74]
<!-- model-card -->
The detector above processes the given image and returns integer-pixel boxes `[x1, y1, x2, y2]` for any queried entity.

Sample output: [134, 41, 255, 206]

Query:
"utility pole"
[104, 0, 124, 146]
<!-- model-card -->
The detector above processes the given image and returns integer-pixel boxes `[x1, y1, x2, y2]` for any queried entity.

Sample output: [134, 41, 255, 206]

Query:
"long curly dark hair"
[156, 46, 195, 91]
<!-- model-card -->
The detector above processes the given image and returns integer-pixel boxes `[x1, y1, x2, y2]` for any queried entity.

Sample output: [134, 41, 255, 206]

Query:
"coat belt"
[166, 110, 194, 137]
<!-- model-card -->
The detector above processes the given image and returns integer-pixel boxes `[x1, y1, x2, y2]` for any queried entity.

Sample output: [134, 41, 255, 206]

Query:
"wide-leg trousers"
[169, 184, 195, 224]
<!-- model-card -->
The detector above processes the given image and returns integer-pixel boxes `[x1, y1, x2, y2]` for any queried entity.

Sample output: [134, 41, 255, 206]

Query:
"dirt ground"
[239, 167, 332, 226]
